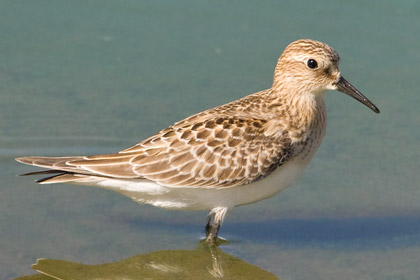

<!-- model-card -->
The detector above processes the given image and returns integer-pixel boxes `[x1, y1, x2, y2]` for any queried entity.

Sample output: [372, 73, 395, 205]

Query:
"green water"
[1, 0, 420, 279]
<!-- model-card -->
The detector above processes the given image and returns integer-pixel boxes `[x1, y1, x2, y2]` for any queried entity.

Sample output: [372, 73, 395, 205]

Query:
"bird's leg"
[205, 207, 228, 245]
[205, 213, 220, 243]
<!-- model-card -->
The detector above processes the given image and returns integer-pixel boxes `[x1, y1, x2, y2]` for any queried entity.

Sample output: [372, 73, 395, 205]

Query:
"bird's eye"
[307, 59, 318, 69]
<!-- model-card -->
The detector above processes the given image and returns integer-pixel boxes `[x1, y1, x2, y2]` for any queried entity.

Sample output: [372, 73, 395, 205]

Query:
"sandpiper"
[16, 39, 379, 244]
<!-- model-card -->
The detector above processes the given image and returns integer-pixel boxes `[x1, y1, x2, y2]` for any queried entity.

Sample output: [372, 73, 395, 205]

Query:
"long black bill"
[333, 76, 380, 113]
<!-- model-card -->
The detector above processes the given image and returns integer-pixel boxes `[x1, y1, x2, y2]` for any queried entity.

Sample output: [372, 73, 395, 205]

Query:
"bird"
[16, 39, 379, 244]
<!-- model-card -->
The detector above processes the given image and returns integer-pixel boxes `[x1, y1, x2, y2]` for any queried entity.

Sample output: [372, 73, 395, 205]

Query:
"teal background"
[1, 1, 419, 279]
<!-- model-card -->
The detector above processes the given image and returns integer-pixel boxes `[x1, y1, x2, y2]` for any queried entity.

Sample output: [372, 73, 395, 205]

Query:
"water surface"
[1, 1, 420, 279]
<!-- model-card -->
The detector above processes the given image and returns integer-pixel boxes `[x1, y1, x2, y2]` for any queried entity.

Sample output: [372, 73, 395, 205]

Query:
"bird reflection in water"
[16, 242, 278, 280]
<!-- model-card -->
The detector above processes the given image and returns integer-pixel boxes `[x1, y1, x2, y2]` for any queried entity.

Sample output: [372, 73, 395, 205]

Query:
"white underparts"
[71, 156, 313, 211]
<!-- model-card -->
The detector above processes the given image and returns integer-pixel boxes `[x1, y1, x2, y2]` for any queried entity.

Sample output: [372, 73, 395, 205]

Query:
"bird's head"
[273, 39, 379, 113]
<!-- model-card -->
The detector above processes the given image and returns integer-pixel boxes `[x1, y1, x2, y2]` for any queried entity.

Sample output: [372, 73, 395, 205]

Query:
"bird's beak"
[333, 76, 380, 113]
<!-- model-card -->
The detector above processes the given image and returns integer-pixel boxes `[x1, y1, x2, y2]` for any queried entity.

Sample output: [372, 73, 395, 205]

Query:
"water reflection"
[16, 242, 278, 280]
[224, 216, 420, 248]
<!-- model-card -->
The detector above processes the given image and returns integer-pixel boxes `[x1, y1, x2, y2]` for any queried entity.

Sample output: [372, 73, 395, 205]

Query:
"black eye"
[307, 59, 318, 69]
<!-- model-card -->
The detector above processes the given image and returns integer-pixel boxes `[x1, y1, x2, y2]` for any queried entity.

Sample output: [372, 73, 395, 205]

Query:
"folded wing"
[17, 116, 293, 188]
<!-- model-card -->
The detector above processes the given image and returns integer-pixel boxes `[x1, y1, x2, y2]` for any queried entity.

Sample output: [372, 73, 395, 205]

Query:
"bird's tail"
[16, 156, 95, 184]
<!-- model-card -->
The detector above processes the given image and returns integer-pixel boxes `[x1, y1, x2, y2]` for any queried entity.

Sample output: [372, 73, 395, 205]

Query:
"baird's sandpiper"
[16, 39, 379, 244]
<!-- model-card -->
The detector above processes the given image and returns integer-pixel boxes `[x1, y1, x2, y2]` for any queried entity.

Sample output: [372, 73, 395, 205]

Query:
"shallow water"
[1, 0, 420, 279]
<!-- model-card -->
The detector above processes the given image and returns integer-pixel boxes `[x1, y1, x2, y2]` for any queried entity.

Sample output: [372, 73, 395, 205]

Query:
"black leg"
[205, 215, 220, 244]
[204, 207, 228, 245]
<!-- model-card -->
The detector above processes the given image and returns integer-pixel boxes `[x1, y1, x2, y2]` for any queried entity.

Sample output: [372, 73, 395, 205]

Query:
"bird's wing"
[17, 116, 294, 188]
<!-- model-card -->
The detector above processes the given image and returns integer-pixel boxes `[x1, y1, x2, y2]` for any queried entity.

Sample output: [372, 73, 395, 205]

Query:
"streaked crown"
[273, 39, 341, 95]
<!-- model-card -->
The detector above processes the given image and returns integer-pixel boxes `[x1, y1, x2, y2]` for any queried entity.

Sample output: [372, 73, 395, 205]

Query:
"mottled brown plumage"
[16, 39, 379, 244]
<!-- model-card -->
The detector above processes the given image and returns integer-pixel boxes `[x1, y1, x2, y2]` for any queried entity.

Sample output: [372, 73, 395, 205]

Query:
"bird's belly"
[89, 157, 311, 211]
[230, 157, 310, 206]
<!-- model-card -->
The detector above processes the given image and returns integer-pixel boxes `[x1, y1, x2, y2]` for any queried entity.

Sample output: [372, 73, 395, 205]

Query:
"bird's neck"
[262, 86, 327, 138]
